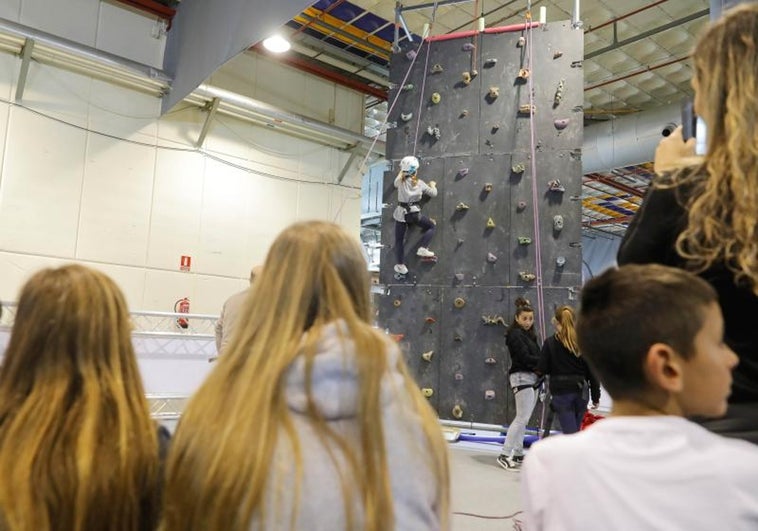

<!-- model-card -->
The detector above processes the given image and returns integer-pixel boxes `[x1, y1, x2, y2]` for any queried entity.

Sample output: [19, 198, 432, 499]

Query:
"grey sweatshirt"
[254, 321, 446, 530]
[393, 172, 437, 222]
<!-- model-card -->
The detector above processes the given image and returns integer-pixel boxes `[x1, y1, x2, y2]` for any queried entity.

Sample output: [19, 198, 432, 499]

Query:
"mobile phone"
[681, 98, 707, 155]
[681, 99, 697, 141]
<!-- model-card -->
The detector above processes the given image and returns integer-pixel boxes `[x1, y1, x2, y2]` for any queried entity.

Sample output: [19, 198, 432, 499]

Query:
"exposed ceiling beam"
[585, 9, 709, 60]
[114, 0, 176, 28]
[584, 0, 669, 34]
[584, 55, 688, 91]
[253, 44, 388, 100]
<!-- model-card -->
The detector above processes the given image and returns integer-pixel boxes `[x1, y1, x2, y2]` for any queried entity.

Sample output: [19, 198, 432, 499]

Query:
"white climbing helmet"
[400, 155, 419, 175]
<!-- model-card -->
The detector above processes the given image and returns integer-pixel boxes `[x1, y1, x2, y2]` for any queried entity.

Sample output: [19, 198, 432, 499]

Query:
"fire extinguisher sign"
[180, 255, 192, 272]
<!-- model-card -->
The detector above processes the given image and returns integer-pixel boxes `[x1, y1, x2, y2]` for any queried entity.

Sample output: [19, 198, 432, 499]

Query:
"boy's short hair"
[577, 264, 718, 400]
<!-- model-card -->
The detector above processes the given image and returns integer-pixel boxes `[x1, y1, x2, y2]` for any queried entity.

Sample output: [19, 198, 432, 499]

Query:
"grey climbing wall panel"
[378, 21, 583, 428]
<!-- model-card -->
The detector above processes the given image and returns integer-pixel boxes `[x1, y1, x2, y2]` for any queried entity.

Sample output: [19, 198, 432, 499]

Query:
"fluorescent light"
[262, 35, 291, 53]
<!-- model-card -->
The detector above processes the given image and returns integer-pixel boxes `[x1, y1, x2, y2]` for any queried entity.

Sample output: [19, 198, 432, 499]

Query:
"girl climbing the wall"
[498, 297, 541, 471]
[393, 155, 437, 275]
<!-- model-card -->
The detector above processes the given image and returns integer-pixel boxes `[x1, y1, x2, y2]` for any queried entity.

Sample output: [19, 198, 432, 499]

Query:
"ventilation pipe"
[582, 101, 681, 174]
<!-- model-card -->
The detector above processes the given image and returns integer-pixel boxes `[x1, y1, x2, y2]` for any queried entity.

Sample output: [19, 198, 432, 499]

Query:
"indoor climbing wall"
[377, 21, 583, 427]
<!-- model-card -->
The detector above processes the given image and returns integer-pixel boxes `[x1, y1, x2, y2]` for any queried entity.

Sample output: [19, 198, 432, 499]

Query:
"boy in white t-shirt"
[522, 264, 758, 531]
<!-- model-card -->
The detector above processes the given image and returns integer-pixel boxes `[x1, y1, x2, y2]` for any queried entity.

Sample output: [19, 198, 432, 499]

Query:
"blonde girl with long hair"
[162, 221, 449, 531]
[536, 306, 600, 435]
[0, 265, 164, 530]
[618, 3, 758, 443]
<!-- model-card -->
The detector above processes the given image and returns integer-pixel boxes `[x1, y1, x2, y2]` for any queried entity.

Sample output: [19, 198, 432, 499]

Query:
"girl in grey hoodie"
[162, 220, 450, 531]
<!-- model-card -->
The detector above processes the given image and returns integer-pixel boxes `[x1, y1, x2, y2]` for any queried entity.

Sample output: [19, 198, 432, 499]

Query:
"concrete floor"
[449, 442, 524, 531]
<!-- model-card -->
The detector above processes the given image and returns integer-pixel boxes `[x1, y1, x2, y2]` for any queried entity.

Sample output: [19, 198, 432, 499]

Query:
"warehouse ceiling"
[276, 0, 710, 236]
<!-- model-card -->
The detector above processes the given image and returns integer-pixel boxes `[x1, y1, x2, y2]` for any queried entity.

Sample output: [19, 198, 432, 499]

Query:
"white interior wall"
[0, 1, 365, 313]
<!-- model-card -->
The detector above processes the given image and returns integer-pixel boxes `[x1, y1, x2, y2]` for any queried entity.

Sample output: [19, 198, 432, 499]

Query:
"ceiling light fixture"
[262, 35, 291, 53]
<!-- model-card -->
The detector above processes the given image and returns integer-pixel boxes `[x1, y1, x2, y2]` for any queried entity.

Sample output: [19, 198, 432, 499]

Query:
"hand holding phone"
[654, 125, 698, 175]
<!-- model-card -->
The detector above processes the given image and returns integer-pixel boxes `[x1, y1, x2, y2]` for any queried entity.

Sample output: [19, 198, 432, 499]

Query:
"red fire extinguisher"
[174, 297, 190, 329]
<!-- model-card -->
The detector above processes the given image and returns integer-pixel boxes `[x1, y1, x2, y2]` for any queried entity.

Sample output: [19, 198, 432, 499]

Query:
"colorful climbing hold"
[517, 201, 527, 210]
[455, 202, 470, 211]
[422, 387, 434, 398]
[421, 350, 434, 362]
[425, 316, 437, 324]
[401, 83, 414, 91]
[462, 42, 476, 51]
[483, 183, 493, 193]
[484, 58, 498, 67]
[487, 252, 498, 263]
[484, 357, 497, 365]
[484, 390, 496, 400]
[486, 218, 496, 229]
[556, 256, 566, 267]
[517, 36, 526, 47]
[517, 68, 530, 80]
[512, 163, 526, 174]
[431, 63, 444, 74]
[454, 372, 464, 380]
[518, 103, 536, 114]
[400, 112, 413, 122]
[393, 299, 402, 307]
[452, 404, 464, 419]
[431, 92, 441, 104]
[454, 272, 464, 281]
[519, 271, 537, 282]
[518, 236, 532, 245]
[406, 50, 417, 60]
[454, 297, 466, 309]
[487, 86, 500, 100]
[462, 71, 472, 85]
[553, 50, 563, 59]
[554, 118, 569, 130]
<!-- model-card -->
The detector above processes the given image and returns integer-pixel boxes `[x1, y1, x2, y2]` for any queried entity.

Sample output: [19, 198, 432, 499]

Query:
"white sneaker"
[394, 264, 408, 275]
[417, 247, 435, 258]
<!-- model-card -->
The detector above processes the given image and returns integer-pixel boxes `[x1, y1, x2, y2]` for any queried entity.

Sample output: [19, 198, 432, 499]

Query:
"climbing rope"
[524, 4, 547, 344]
[411, 1, 440, 155]
[353, 25, 428, 183]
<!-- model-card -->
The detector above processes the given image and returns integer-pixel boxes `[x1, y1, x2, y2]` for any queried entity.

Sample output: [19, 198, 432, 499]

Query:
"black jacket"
[506, 326, 541, 374]
[537, 335, 601, 404]
[618, 179, 758, 405]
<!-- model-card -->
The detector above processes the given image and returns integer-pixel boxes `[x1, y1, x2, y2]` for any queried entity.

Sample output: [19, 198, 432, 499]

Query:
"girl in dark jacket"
[498, 297, 541, 470]
[538, 306, 600, 434]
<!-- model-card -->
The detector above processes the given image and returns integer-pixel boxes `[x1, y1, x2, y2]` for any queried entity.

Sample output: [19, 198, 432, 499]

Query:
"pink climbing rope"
[524, 8, 547, 344]
[412, 39, 433, 155]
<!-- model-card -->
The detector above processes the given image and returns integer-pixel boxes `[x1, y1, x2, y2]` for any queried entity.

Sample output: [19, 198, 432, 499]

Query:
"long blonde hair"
[0, 265, 160, 530]
[665, 4, 758, 294]
[554, 306, 579, 357]
[162, 221, 449, 531]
